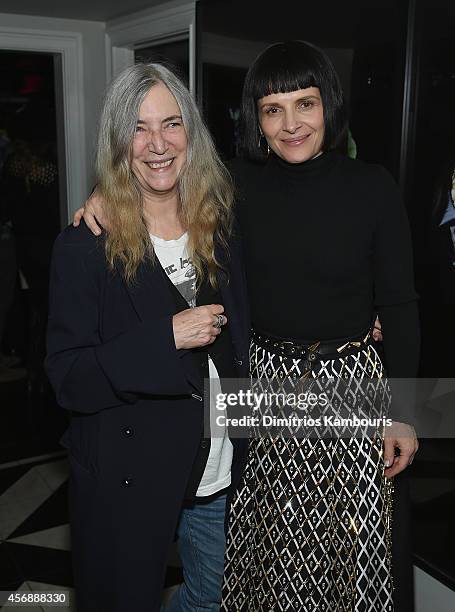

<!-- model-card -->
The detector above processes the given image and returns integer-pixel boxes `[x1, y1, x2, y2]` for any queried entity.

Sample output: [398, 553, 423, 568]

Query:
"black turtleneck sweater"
[228, 151, 420, 388]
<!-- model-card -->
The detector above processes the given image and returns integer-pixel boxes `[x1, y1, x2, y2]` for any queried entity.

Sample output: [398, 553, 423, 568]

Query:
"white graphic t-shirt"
[150, 232, 233, 497]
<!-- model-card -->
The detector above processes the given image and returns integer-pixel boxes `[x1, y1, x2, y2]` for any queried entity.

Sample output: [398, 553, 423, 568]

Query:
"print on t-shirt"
[163, 255, 196, 307]
[150, 232, 196, 307]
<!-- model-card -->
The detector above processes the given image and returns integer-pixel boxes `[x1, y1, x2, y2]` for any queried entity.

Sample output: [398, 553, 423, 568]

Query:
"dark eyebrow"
[297, 95, 320, 102]
[136, 115, 182, 124]
[260, 95, 320, 108]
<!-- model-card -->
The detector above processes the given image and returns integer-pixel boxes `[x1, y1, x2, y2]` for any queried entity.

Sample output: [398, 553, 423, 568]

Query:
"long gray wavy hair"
[96, 62, 233, 285]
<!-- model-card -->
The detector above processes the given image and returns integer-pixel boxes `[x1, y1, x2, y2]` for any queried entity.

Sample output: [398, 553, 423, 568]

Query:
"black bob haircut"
[240, 40, 348, 162]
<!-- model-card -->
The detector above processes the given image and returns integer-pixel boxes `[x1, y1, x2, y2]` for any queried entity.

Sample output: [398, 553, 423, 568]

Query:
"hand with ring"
[213, 314, 225, 329]
[173, 304, 227, 350]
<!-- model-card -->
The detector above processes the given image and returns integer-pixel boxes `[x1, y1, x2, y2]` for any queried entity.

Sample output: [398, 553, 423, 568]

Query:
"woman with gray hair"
[46, 63, 250, 611]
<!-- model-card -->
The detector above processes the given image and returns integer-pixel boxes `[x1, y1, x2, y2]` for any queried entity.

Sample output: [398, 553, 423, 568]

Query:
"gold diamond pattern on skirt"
[221, 341, 394, 612]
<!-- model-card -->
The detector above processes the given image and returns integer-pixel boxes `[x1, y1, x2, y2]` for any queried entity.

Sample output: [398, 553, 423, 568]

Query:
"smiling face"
[131, 82, 187, 199]
[258, 87, 325, 164]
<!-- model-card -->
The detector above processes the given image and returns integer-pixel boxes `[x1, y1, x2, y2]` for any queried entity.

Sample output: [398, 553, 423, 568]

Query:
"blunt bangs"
[241, 40, 347, 163]
[247, 43, 322, 101]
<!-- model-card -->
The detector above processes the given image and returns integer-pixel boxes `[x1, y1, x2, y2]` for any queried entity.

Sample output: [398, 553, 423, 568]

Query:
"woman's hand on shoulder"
[384, 421, 419, 477]
[173, 304, 227, 350]
[73, 188, 108, 235]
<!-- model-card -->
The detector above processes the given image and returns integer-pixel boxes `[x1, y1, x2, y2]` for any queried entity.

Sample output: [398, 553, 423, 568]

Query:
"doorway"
[135, 37, 190, 86]
[0, 50, 66, 462]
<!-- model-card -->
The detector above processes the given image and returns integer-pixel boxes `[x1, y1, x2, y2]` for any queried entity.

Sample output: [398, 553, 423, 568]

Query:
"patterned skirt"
[221, 337, 394, 612]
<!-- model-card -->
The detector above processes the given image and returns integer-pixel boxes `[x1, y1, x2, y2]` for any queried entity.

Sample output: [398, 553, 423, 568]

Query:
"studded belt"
[251, 329, 371, 361]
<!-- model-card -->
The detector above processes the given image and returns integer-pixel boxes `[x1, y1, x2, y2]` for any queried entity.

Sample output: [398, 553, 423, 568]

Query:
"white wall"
[0, 12, 107, 202]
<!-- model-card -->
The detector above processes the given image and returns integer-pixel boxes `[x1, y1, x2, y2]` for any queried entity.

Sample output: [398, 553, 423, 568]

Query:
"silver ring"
[214, 314, 223, 329]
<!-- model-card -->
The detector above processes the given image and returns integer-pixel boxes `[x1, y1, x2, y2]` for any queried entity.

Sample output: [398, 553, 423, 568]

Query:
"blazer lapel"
[118, 258, 178, 323]
[119, 258, 204, 395]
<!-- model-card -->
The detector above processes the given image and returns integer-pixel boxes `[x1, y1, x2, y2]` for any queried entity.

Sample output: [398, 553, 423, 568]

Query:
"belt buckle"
[281, 341, 297, 357]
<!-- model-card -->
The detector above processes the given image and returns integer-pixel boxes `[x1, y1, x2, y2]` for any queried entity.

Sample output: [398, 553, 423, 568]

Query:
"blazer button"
[201, 440, 209, 449]
[191, 393, 203, 401]
[123, 427, 134, 437]
[235, 358, 243, 366]
[122, 477, 133, 487]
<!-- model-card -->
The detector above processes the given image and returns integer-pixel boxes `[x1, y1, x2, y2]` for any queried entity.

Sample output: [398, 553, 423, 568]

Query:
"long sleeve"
[373, 167, 420, 422]
[45, 229, 191, 414]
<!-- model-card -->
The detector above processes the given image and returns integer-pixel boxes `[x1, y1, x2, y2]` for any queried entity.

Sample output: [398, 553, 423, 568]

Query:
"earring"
[258, 129, 270, 156]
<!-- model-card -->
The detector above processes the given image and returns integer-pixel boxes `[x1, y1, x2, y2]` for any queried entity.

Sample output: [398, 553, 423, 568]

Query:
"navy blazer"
[45, 220, 250, 611]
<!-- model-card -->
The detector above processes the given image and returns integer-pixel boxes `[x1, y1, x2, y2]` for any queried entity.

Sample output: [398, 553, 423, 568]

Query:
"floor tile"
[0, 464, 35, 497]
[4, 542, 73, 588]
[7, 469, 53, 505]
[27, 581, 76, 612]
[0, 581, 43, 612]
[0, 451, 66, 472]
[9, 525, 71, 552]
[0, 501, 21, 540]
[0, 542, 24, 590]
[0, 468, 57, 540]
[8, 482, 69, 540]
[36, 460, 69, 492]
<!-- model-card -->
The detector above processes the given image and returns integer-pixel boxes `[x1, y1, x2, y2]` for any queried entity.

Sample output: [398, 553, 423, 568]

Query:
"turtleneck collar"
[267, 149, 340, 179]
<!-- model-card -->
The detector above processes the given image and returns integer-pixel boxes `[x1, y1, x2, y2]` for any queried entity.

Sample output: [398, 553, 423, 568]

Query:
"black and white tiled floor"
[0, 454, 74, 610]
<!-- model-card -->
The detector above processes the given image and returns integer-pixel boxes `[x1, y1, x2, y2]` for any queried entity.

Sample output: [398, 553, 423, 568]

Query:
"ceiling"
[0, 0, 174, 22]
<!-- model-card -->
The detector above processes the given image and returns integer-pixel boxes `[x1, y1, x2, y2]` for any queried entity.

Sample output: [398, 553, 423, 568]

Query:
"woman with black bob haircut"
[221, 40, 420, 611]
[240, 39, 347, 162]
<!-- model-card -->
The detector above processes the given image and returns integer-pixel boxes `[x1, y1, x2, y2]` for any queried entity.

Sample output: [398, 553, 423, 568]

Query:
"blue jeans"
[164, 493, 227, 611]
